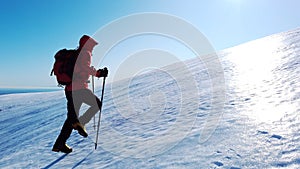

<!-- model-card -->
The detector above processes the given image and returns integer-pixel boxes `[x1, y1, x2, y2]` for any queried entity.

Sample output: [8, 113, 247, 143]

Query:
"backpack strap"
[50, 69, 54, 76]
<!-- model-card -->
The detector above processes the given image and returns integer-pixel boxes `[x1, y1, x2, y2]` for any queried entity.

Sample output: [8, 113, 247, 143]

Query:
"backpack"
[50, 49, 79, 86]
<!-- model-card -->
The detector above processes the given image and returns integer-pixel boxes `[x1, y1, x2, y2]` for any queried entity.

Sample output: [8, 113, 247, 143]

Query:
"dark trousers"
[54, 89, 101, 146]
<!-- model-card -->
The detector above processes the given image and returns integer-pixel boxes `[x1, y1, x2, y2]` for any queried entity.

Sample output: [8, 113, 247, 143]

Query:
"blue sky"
[1, 0, 300, 88]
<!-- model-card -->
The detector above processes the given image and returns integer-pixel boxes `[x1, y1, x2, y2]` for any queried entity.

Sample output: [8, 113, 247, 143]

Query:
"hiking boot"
[72, 122, 88, 138]
[52, 144, 72, 154]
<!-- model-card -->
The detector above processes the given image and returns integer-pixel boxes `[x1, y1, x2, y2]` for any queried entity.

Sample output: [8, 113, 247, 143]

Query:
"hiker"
[52, 35, 108, 153]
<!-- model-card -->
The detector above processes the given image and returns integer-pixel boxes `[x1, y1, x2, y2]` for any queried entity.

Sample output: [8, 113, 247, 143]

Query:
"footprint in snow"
[257, 130, 283, 140]
[257, 130, 269, 135]
[244, 98, 251, 101]
[271, 134, 282, 140]
[213, 161, 223, 167]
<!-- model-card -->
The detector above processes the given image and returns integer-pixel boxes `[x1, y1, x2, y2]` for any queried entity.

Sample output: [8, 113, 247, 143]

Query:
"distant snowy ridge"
[0, 88, 62, 96]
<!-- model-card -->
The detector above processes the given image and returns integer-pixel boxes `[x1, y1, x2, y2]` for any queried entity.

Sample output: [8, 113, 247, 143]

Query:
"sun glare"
[229, 37, 282, 83]
[228, 36, 289, 123]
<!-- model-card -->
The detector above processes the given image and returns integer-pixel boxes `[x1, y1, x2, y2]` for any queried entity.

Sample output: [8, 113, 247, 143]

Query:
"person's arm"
[75, 51, 97, 79]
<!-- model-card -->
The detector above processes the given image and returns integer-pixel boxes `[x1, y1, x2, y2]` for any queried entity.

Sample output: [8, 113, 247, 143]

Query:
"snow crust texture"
[0, 28, 300, 168]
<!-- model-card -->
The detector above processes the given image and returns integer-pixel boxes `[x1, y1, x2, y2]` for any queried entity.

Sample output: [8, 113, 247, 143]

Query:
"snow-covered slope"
[1, 28, 300, 168]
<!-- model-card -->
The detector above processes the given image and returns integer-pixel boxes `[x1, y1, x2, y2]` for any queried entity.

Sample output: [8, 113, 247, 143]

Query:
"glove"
[96, 67, 108, 77]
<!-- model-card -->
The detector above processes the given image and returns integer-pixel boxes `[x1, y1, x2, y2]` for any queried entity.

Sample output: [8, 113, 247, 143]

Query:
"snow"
[1, 28, 300, 168]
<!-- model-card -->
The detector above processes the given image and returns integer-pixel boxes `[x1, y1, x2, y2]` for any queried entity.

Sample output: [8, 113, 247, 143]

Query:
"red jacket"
[65, 49, 97, 91]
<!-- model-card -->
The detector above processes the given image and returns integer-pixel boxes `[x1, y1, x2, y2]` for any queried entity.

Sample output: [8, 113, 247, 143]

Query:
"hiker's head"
[79, 35, 98, 51]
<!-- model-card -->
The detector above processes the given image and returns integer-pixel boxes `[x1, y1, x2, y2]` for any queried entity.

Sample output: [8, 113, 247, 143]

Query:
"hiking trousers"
[54, 89, 102, 146]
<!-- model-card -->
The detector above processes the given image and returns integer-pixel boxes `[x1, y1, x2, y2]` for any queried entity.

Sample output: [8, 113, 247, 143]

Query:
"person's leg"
[70, 90, 88, 137]
[53, 91, 79, 153]
[78, 89, 102, 125]
[52, 117, 73, 153]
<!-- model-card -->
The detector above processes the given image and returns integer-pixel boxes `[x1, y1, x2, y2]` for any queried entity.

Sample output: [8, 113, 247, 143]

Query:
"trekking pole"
[92, 75, 96, 130]
[95, 76, 106, 150]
